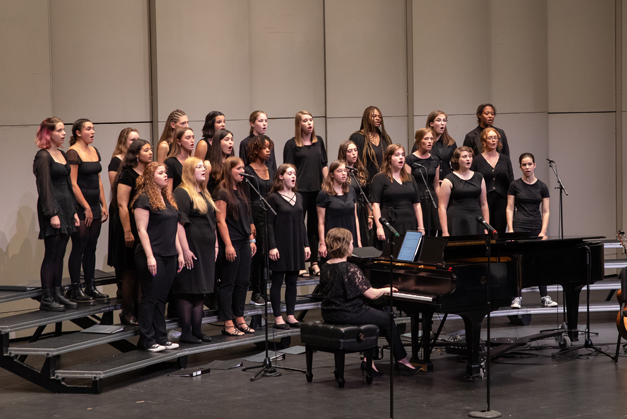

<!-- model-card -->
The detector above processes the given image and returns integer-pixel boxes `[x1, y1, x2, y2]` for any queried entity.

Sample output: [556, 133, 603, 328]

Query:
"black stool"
[300, 322, 379, 388]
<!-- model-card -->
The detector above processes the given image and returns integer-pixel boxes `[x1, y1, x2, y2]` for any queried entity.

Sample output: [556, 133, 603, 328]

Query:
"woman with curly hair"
[173, 158, 218, 343]
[33, 117, 80, 311]
[132, 162, 184, 352]
[164, 127, 195, 193]
[244, 135, 275, 306]
[371, 144, 424, 247]
[157, 109, 188, 163]
[214, 157, 257, 336]
[349, 106, 392, 184]
[195, 110, 225, 162]
[338, 140, 372, 246]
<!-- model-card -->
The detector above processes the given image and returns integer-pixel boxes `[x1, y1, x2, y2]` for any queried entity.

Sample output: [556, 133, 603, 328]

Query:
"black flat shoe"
[361, 361, 384, 377]
[179, 335, 203, 344]
[193, 333, 212, 343]
[287, 321, 300, 329]
[273, 322, 290, 330]
[395, 362, 418, 375]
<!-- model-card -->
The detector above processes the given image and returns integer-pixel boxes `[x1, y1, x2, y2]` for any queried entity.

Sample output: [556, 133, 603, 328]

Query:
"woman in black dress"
[239, 110, 277, 171]
[195, 110, 225, 163]
[438, 146, 489, 236]
[338, 140, 372, 247]
[283, 110, 328, 276]
[157, 109, 188, 163]
[317, 161, 361, 262]
[413, 111, 457, 181]
[349, 106, 392, 184]
[470, 127, 514, 233]
[214, 157, 257, 336]
[164, 127, 195, 193]
[173, 157, 219, 343]
[109, 139, 152, 325]
[267, 164, 311, 329]
[405, 128, 440, 235]
[245, 135, 275, 306]
[207, 129, 235, 193]
[33, 117, 80, 311]
[108, 128, 139, 186]
[66, 118, 109, 305]
[133, 162, 184, 352]
[506, 153, 556, 308]
[463, 103, 510, 158]
[320, 228, 416, 374]
[371, 144, 424, 246]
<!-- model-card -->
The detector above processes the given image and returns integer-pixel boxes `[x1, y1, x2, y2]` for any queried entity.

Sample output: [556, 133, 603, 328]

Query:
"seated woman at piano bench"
[319, 227, 417, 375]
[438, 146, 489, 236]
[506, 152, 557, 308]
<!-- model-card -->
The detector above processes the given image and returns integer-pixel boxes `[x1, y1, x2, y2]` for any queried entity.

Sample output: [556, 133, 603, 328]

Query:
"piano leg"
[460, 311, 486, 379]
[563, 285, 584, 342]
[409, 310, 434, 372]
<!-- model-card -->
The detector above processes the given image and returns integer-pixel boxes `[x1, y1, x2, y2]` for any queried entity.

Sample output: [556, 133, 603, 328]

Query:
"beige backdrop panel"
[0, 0, 52, 126]
[547, 0, 615, 112]
[413, 0, 490, 116]
[325, 0, 408, 118]
[50, 0, 151, 123]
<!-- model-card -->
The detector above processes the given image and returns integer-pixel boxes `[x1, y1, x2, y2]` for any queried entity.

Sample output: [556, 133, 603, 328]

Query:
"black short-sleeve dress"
[316, 188, 359, 245]
[108, 167, 141, 270]
[406, 153, 440, 231]
[66, 148, 102, 221]
[172, 188, 216, 294]
[370, 173, 421, 240]
[267, 192, 309, 272]
[33, 149, 77, 238]
[164, 157, 183, 191]
[444, 172, 484, 236]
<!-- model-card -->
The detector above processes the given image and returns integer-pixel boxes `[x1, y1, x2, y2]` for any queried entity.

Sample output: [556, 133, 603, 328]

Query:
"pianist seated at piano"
[319, 227, 417, 375]
[438, 146, 489, 236]
[506, 152, 557, 308]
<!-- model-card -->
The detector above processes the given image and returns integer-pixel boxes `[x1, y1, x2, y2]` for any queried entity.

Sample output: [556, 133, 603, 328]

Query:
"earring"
[136, 156, 139, 162]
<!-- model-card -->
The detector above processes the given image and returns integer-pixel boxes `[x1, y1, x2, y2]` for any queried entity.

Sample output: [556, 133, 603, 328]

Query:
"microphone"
[476, 216, 497, 234]
[345, 166, 358, 172]
[546, 158, 555, 164]
[379, 217, 400, 238]
[412, 162, 425, 169]
[239, 172, 256, 178]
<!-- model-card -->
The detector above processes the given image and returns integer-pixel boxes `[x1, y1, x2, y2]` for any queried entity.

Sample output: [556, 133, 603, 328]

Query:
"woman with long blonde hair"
[172, 157, 218, 343]
[132, 162, 184, 352]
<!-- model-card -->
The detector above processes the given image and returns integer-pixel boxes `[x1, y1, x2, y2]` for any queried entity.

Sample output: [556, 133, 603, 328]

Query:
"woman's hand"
[318, 243, 327, 258]
[250, 242, 257, 257]
[50, 215, 61, 229]
[368, 218, 373, 230]
[147, 256, 157, 276]
[84, 207, 93, 227]
[215, 246, 219, 261]
[304, 247, 311, 260]
[101, 206, 108, 223]
[183, 249, 196, 269]
[269, 248, 280, 261]
[225, 245, 236, 262]
[74, 213, 80, 227]
[124, 230, 135, 248]
[376, 227, 386, 241]
[382, 287, 398, 296]
[177, 253, 185, 272]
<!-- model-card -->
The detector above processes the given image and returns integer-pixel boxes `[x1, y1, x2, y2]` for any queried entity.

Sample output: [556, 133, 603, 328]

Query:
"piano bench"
[300, 322, 379, 388]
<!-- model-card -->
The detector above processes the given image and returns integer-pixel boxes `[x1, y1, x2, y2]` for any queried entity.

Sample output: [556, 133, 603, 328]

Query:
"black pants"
[249, 209, 266, 296]
[136, 253, 177, 349]
[487, 193, 507, 233]
[513, 226, 548, 297]
[270, 271, 298, 317]
[300, 191, 319, 265]
[218, 240, 251, 320]
[339, 308, 407, 362]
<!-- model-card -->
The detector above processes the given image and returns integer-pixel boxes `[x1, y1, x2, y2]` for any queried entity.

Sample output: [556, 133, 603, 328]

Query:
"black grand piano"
[353, 233, 604, 377]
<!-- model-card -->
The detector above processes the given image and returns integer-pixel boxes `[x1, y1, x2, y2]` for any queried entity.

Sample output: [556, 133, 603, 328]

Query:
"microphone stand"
[379, 217, 399, 419]
[548, 159, 568, 325]
[242, 176, 305, 380]
[349, 170, 374, 236]
[413, 165, 437, 234]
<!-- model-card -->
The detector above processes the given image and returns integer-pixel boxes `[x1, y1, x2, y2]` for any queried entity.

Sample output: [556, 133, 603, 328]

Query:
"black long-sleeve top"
[471, 153, 514, 198]
[463, 126, 510, 158]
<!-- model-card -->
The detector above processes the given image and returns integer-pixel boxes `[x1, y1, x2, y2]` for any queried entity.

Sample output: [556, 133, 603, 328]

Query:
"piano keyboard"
[392, 292, 433, 302]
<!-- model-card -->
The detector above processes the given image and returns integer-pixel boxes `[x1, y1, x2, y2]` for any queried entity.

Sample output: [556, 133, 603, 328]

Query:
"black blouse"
[133, 194, 179, 257]
[471, 154, 514, 198]
[320, 261, 372, 323]
[239, 135, 277, 171]
[214, 187, 252, 243]
[164, 157, 183, 191]
[283, 136, 327, 192]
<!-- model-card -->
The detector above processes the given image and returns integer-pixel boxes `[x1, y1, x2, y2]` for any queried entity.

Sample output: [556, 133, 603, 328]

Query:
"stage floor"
[1, 311, 626, 419]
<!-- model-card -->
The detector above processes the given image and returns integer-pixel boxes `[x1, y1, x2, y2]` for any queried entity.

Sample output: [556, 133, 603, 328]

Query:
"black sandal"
[309, 263, 321, 276]
[236, 322, 255, 334]
[222, 325, 244, 336]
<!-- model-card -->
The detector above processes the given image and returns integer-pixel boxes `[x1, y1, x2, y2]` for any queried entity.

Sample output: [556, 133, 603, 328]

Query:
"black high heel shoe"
[395, 362, 418, 375]
[361, 360, 384, 377]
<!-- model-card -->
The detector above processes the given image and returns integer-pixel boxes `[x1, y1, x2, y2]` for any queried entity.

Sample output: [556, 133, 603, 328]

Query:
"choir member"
[108, 128, 139, 186]
[405, 128, 440, 235]
[317, 161, 361, 263]
[506, 153, 556, 308]
[418, 110, 457, 180]
[438, 146, 489, 236]
[319, 227, 416, 374]
[337, 140, 372, 246]
[173, 158, 218, 343]
[33, 117, 80, 311]
[156, 109, 189, 163]
[349, 106, 392, 184]
[214, 157, 257, 336]
[470, 127, 514, 233]
[66, 118, 109, 305]
[245, 135, 275, 306]
[133, 162, 184, 352]
[267, 164, 311, 329]
[371, 144, 424, 247]
[283, 111, 328, 276]
[195, 111, 225, 163]
[239, 110, 277, 171]
[164, 127, 195, 193]
[463, 103, 510, 157]
[109, 139, 152, 325]
[207, 129, 235, 193]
